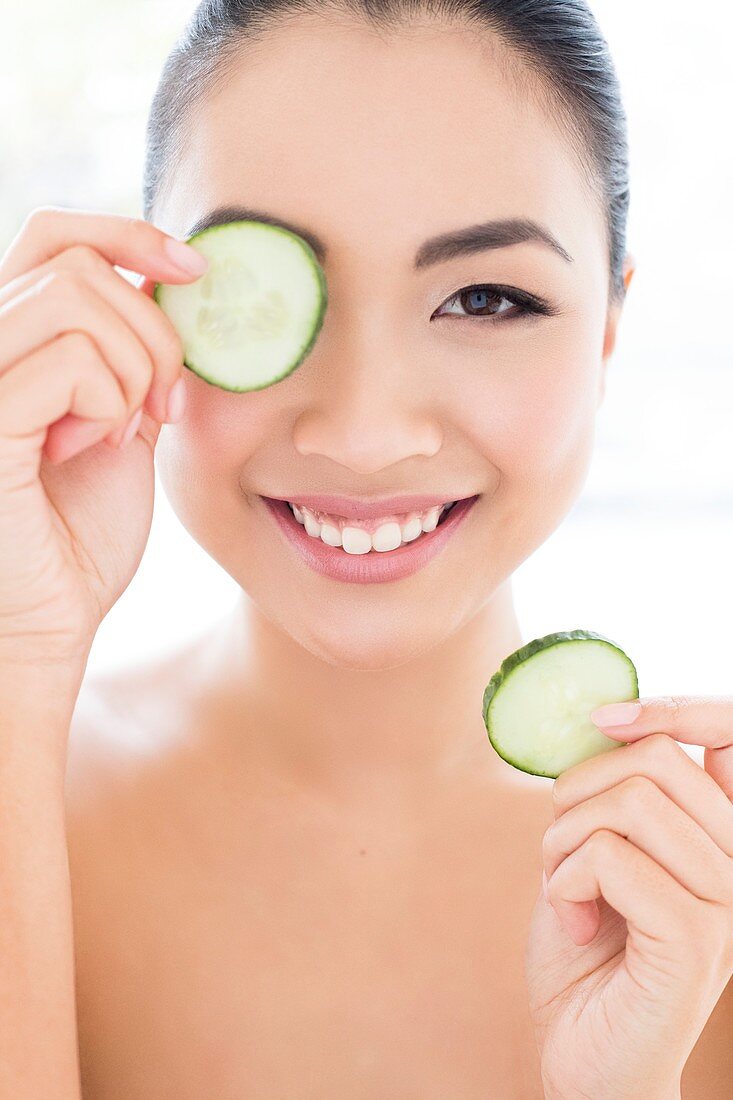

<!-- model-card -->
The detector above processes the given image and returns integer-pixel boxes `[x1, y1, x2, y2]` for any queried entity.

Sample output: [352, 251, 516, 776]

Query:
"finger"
[1, 244, 187, 425]
[544, 774, 732, 907]
[0, 334, 129, 465]
[49, 413, 132, 464]
[0, 205, 207, 292]
[546, 828, 702, 952]
[0, 270, 154, 448]
[552, 733, 733, 859]
[590, 695, 733, 801]
[49, 405, 150, 464]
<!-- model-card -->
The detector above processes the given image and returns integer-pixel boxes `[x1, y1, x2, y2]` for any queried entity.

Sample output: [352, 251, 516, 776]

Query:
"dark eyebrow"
[185, 205, 574, 270]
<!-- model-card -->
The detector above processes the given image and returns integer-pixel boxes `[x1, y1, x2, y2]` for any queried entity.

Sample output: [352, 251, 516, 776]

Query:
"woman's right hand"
[0, 205, 209, 670]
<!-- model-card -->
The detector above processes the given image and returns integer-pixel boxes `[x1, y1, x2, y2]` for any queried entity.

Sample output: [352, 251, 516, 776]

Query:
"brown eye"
[432, 283, 541, 324]
[451, 287, 513, 317]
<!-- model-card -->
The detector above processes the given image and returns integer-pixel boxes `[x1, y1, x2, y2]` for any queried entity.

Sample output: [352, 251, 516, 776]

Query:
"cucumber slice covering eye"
[154, 220, 328, 392]
[482, 629, 639, 779]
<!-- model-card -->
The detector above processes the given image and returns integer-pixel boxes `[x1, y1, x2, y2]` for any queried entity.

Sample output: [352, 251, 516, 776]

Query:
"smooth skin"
[0, 208, 207, 665]
[2, 10, 731, 1098]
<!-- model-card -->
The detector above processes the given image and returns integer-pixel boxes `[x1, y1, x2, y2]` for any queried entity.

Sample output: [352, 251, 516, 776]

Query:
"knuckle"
[643, 731, 681, 763]
[42, 267, 85, 307]
[64, 242, 105, 275]
[57, 330, 99, 368]
[24, 204, 59, 231]
[586, 828, 616, 858]
[621, 773, 658, 807]
[56, 334, 127, 421]
[57, 333, 125, 411]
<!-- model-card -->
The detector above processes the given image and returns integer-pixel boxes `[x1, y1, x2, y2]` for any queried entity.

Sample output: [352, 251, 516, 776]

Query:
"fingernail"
[163, 238, 209, 276]
[166, 378, 187, 422]
[542, 870, 549, 901]
[118, 407, 143, 448]
[590, 701, 641, 727]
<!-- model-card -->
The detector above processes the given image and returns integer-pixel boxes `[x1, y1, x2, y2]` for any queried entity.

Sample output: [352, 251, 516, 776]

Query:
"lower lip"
[260, 495, 480, 584]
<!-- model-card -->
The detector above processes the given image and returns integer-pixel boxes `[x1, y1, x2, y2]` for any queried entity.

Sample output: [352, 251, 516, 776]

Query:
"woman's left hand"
[525, 696, 733, 1100]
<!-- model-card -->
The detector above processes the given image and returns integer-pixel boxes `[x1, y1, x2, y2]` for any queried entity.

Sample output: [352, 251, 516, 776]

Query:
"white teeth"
[286, 501, 457, 554]
[341, 527, 373, 555]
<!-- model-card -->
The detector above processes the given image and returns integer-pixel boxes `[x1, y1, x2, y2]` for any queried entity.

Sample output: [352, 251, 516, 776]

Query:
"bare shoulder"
[63, 641, 204, 883]
[64, 661, 160, 897]
[63, 649, 212, 1093]
[65, 660, 166, 821]
[65, 632, 205, 813]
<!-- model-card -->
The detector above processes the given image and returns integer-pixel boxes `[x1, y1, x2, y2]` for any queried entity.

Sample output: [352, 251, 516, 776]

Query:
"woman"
[1, 0, 731, 1096]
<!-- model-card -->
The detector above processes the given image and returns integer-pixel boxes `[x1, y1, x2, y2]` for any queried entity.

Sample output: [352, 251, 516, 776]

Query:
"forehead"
[164, 15, 601, 266]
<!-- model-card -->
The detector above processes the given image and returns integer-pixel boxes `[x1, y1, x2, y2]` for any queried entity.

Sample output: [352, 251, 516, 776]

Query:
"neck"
[196, 580, 524, 800]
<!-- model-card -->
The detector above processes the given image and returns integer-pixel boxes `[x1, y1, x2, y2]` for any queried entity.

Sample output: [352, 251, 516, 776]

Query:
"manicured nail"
[118, 407, 143, 448]
[166, 378, 187, 422]
[590, 701, 641, 727]
[163, 238, 209, 276]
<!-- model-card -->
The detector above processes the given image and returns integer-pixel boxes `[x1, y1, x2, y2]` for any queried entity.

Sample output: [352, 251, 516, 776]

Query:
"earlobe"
[601, 306, 620, 363]
[622, 252, 636, 294]
[600, 251, 636, 368]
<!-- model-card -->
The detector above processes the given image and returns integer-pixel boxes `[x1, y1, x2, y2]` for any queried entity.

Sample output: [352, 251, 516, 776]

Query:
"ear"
[598, 253, 636, 409]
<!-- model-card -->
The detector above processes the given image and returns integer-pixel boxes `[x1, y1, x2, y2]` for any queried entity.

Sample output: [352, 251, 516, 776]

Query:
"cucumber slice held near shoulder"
[154, 220, 328, 392]
[482, 629, 639, 779]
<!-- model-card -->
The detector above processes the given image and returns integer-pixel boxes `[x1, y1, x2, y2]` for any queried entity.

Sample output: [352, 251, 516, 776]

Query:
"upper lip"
[263, 493, 476, 519]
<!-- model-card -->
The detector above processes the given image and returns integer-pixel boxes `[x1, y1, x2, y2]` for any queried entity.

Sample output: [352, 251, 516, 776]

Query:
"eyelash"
[432, 283, 559, 325]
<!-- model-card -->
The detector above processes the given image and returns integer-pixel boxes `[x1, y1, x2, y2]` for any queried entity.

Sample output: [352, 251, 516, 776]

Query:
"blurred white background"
[2, 0, 731, 752]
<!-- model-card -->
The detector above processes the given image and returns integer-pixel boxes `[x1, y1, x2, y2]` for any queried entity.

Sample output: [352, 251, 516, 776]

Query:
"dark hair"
[142, 0, 630, 305]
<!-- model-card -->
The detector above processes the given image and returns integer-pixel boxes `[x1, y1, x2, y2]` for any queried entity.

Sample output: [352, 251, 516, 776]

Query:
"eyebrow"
[185, 204, 574, 270]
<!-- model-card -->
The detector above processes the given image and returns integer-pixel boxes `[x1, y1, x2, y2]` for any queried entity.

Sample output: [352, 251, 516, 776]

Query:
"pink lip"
[263, 493, 469, 521]
[260, 494, 480, 584]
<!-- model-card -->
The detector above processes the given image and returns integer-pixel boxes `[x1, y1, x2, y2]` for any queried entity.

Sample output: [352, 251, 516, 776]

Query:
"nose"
[291, 341, 443, 476]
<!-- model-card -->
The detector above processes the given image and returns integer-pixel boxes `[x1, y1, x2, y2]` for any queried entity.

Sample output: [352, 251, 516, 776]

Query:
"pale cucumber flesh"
[154, 220, 328, 393]
[482, 629, 639, 779]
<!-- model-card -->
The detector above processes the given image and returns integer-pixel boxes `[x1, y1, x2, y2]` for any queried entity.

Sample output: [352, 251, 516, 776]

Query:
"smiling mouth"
[265, 494, 479, 553]
[260, 492, 481, 581]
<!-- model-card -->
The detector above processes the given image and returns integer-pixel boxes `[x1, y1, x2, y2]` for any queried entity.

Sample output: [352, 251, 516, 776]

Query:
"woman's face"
[155, 15, 631, 672]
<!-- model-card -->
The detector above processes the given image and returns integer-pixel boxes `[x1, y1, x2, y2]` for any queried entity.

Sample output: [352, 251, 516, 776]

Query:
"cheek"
[183, 382, 268, 463]
[155, 384, 275, 537]
[458, 331, 599, 485]
[452, 334, 599, 568]
[511, 356, 596, 483]
[165, 377, 286, 494]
